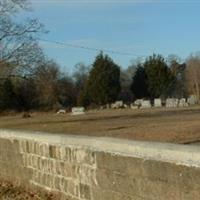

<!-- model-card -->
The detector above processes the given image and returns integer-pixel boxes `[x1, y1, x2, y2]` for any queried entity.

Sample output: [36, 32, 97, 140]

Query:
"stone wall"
[0, 129, 200, 200]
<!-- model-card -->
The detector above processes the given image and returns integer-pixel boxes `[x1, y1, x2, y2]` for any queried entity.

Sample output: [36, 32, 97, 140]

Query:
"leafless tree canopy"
[0, 0, 29, 15]
[0, 0, 45, 77]
[186, 54, 200, 101]
[33, 60, 61, 108]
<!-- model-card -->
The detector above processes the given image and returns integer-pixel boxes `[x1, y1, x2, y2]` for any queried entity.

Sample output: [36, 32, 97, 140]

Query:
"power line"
[38, 38, 147, 57]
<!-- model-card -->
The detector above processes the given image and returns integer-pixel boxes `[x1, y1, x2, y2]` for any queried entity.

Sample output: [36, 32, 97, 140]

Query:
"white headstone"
[72, 107, 85, 115]
[134, 99, 143, 106]
[57, 109, 66, 114]
[166, 98, 179, 108]
[179, 98, 188, 107]
[187, 95, 198, 105]
[141, 100, 151, 108]
[111, 101, 123, 109]
[130, 103, 139, 109]
[124, 104, 128, 108]
[154, 98, 162, 107]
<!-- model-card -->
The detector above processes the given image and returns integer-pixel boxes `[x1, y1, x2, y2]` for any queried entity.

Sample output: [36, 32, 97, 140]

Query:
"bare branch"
[0, 0, 46, 77]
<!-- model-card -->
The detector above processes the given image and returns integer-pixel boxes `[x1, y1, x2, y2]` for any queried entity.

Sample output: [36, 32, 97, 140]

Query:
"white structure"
[71, 107, 85, 115]
[56, 109, 66, 114]
[111, 101, 123, 109]
[141, 100, 151, 108]
[123, 104, 128, 108]
[154, 98, 162, 107]
[166, 98, 179, 108]
[187, 95, 198, 105]
[134, 99, 143, 107]
[130, 103, 139, 109]
[179, 98, 188, 107]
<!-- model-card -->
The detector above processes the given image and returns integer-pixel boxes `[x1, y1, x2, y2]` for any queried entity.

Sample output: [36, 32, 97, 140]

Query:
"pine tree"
[86, 52, 121, 105]
[0, 78, 16, 110]
[144, 54, 175, 98]
[131, 64, 149, 99]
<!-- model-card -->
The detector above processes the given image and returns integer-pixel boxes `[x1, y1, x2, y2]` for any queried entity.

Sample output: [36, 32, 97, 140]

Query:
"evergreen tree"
[144, 54, 175, 98]
[131, 64, 149, 99]
[0, 78, 16, 110]
[86, 52, 121, 105]
[77, 85, 91, 107]
[14, 78, 37, 111]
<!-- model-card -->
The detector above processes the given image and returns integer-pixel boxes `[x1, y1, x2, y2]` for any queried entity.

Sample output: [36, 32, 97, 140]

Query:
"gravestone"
[179, 98, 188, 107]
[124, 104, 128, 108]
[134, 99, 143, 107]
[166, 98, 179, 108]
[130, 103, 139, 109]
[187, 95, 198, 105]
[71, 107, 85, 115]
[111, 101, 123, 109]
[154, 98, 162, 107]
[57, 109, 66, 114]
[141, 100, 151, 108]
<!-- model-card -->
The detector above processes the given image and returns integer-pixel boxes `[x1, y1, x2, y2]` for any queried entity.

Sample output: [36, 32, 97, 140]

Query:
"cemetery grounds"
[0, 106, 200, 144]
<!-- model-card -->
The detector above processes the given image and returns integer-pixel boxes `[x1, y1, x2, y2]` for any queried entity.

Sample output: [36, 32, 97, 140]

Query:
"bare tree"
[186, 54, 200, 101]
[57, 76, 76, 108]
[167, 54, 186, 98]
[73, 63, 89, 89]
[0, 0, 29, 16]
[0, 0, 45, 77]
[33, 60, 61, 110]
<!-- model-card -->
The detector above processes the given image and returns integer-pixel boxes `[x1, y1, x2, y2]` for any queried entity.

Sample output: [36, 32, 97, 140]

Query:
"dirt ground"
[0, 181, 55, 200]
[0, 106, 200, 144]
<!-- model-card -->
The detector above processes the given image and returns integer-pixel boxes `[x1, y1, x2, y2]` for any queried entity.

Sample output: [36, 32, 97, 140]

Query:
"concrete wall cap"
[0, 129, 200, 167]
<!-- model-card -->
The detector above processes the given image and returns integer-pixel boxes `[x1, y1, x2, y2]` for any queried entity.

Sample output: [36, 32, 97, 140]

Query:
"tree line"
[0, 0, 200, 112]
[1, 51, 200, 111]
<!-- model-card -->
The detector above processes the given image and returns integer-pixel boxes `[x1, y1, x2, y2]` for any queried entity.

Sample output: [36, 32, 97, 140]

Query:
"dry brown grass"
[0, 181, 55, 200]
[1, 106, 200, 144]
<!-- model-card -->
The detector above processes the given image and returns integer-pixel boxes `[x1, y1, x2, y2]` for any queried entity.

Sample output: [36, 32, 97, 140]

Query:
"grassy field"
[0, 106, 200, 144]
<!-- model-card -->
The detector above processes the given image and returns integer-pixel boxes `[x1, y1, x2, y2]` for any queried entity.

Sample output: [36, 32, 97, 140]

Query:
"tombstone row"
[57, 95, 198, 115]
[131, 95, 198, 109]
[56, 107, 85, 115]
[101, 96, 198, 111]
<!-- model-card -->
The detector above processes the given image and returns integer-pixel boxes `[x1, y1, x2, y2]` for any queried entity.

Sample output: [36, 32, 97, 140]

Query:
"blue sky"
[19, 0, 200, 72]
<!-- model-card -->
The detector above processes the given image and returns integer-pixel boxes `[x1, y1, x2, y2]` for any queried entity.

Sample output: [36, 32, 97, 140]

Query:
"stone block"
[134, 99, 143, 106]
[111, 101, 124, 109]
[141, 100, 151, 108]
[130, 103, 139, 109]
[79, 183, 91, 200]
[154, 98, 162, 107]
[49, 145, 63, 159]
[178, 98, 188, 107]
[187, 95, 198, 105]
[78, 165, 97, 185]
[72, 107, 85, 115]
[166, 98, 179, 107]
[67, 180, 79, 197]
